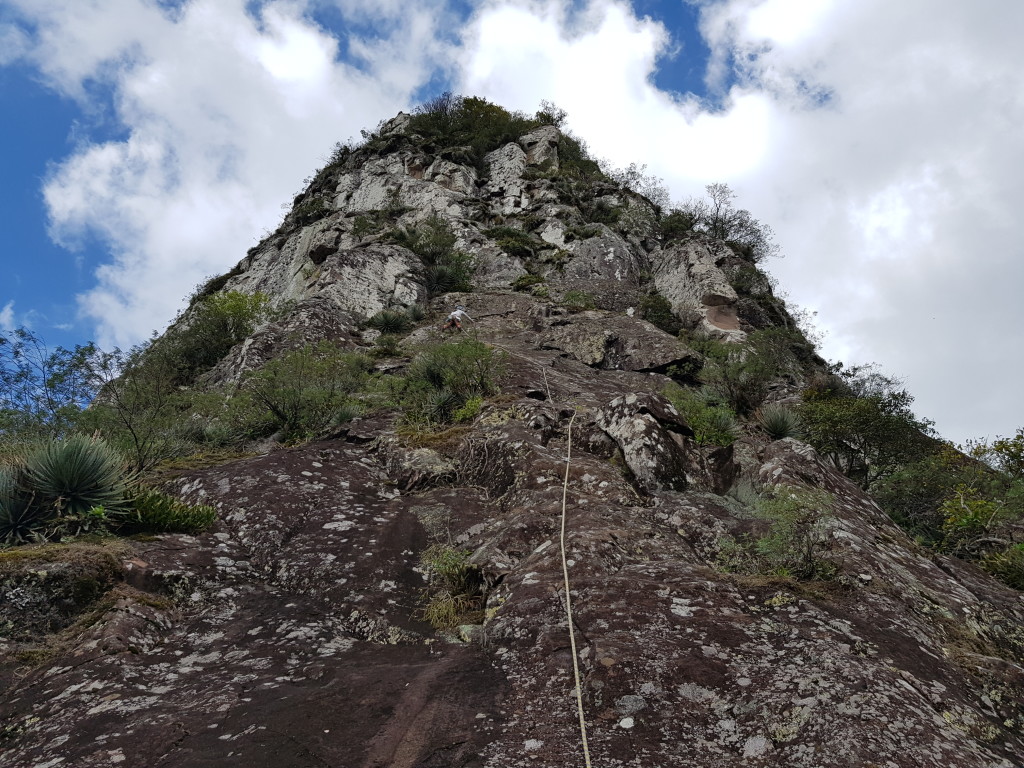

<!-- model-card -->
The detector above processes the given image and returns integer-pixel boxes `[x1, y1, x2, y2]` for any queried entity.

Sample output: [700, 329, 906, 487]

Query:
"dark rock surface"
[4, 325, 1024, 766]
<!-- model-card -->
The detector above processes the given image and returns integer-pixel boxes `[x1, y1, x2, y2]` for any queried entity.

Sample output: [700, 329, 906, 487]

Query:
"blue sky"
[2, 0, 1023, 446]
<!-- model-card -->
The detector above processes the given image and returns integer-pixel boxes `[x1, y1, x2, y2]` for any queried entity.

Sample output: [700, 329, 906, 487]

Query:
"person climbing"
[441, 304, 473, 332]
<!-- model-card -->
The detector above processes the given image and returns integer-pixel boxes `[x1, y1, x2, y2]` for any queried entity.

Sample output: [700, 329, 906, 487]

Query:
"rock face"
[3, 112, 1024, 768]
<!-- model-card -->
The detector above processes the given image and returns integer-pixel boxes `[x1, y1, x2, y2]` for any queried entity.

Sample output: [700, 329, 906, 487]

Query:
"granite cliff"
[2, 100, 1023, 768]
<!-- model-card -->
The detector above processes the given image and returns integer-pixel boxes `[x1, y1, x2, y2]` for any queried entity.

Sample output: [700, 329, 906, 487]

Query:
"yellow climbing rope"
[560, 408, 593, 767]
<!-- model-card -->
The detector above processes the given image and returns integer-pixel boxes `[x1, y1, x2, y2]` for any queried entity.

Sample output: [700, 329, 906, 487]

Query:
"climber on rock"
[441, 305, 473, 332]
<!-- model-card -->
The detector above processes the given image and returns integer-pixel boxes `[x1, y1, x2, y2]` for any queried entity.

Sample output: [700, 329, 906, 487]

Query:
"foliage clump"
[662, 183, 780, 263]
[561, 290, 596, 311]
[638, 293, 681, 335]
[408, 92, 551, 172]
[664, 383, 740, 447]
[719, 487, 838, 581]
[484, 226, 538, 260]
[235, 342, 372, 443]
[397, 338, 504, 426]
[418, 544, 482, 630]
[0, 436, 214, 546]
[125, 488, 217, 535]
[755, 403, 803, 440]
[800, 365, 935, 489]
[391, 216, 474, 297]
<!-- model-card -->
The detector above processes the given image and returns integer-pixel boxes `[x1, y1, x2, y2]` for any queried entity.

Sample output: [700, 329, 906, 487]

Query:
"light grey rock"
[596, 392, 694, 492]
[518, 125, 560, 170]
[484, 143, 528, 214]
[654, 239, 746, 341]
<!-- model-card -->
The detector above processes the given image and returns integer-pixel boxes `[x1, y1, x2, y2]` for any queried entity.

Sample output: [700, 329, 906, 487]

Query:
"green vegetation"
[125, 489, 217, 535]
[799, 366, 934, 489]
[418, 544, 482, 630]
[406, 93, 572, 175]
[236, 343, 372, 443]
[390, 215, 474, 297]
[484, 226, 538, 259]
[755, 403, 803, 440]
[365, 309, 414, 334]
[873, 438, 1024, 589]
[562, 290, 596, 311]
[663, 183, 780, 263]
[511, 274, 544, 292]
[1, 435, 214, 546]
[664, 383, 740, 447]
[293, 195, 331, 226]
[397, 338, 504, 426]
[719, 487, 837, 581]
[638, 293, 681, 335]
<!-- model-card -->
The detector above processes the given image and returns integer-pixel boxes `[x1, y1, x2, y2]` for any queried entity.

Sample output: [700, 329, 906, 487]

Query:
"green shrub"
[408, 93, 544, 171]
[424, 259, 473, 296]
[664, 384, 740, 446]
[293, 195, 330, 225]
[391, 215, 458, 262]
[511, 274, 543, 291]
[562, 290, 596, 311]
[756, 403, 803, 440]
[638, 293, 681, 335]
[365, 310, 412, 334]
[351, 214, 380, 239]
[419, 544, 481, 629]
[661, 209, 696, 241]
[980, 544, 1024, 591]
[453, 395, 484, 423]
[400, 339, 504, 426]
[0, 465, 43, 546]
[670, 183, 780, 263]
[370, 334, 403, 359]
[581, 199, 621, 225]
[699, 344, 774, 417]
[126, 488, 216, 535]
[391, 216, 474, 297]
[718, 487, 837, 581]
[484, 226, 537, 259]
[163, 291, 271, 383]
[241, 342, 373, 442]
[75, 344, 197, 472]
[800, 377, 934, 489]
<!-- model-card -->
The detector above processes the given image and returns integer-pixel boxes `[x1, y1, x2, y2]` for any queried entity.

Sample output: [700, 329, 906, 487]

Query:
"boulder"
[596, 392, 695, 492]
[654, 239, 746, 340]
[540, 311, 701, 373]
[518, 125, 561, 170]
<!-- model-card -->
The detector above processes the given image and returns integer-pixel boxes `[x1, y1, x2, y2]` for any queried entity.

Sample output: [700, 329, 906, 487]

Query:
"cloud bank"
[6, 0, 448, 347]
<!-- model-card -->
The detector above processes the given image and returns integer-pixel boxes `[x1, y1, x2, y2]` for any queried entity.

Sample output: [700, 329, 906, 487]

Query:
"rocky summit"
[2, 103, 1023, 768]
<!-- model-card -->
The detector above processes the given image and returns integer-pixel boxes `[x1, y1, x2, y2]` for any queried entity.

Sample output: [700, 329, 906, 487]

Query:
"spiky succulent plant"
[22, 435, 131, 520]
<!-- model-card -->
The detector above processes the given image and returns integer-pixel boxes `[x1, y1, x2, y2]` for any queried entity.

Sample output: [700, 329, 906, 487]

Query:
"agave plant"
[405, 304, 426, 322]
[756, 403, 803, 440]
[23, 435, 132, 521]
[365, 310, 412, 334]
[424, 264, 462, 297]
[0, 466, 47, 546]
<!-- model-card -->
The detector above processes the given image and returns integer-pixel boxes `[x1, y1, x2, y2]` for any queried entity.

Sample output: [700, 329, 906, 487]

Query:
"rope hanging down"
[560, 409, 593, 767]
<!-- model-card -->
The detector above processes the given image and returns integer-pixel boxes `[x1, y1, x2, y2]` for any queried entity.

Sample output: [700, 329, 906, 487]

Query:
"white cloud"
[455, 0, 1024, 443]
[7, 0, 444, 348]
[0, 301, 15, 332]
[0, 22, 30, 65]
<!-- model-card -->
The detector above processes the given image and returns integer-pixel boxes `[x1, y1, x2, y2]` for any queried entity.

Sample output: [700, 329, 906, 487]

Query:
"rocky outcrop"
[4, 109, 1023, 768]
[654, 238, 745, 340]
